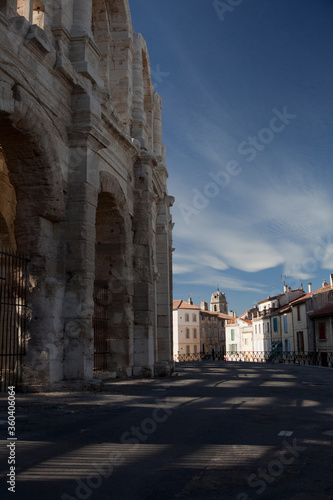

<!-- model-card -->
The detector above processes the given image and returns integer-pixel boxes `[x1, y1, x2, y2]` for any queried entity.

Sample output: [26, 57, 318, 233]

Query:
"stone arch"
[92, 0, 134, 122]
[107, 0, 132, 33]
[0, 89, 66, 384]
[0, 87, 65, 228]
[94, 170, 133, 375]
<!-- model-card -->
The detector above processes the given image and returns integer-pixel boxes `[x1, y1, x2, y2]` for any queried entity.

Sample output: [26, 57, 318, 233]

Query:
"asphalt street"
[1, 361, 333, 500]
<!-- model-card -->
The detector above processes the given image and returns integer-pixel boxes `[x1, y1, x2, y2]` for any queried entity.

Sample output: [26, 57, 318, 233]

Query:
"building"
[225, 315, 253, 359]
[210, 289, 228, 314]
[173, 289, 234, 360]
[173, 299, 201, 359]
[290, 277, 333, 354]
[252, 286, 305, 354]
[0, 0, 174, 388]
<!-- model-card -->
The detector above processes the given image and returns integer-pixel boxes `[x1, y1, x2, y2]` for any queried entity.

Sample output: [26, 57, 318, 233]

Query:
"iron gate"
[0, 250, 29, 391]
[93, 281, 110, 372]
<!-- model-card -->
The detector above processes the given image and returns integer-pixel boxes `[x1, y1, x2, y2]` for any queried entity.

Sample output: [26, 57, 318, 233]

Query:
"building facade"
[0, 0, 174, 386]
[173, 300, 201, 359]
[173, 291, 234, 360]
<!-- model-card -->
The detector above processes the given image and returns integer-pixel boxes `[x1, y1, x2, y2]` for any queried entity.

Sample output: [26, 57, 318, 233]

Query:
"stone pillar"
[132, 152, 157, 376]
[109, 36, 134, 133]
[63, 84, 108, 380]
[0, 0, 17, 18]
[153, 93, 162, 157]
[62, 179, 97, 381]
[154, 195, 174, 376]
[71, 0, 92, 36]
[131, 34, 148, 148]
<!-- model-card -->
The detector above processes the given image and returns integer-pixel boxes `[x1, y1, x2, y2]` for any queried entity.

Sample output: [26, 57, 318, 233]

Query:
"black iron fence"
[174, 351, 333, 368]
[0, 250, 29, 391]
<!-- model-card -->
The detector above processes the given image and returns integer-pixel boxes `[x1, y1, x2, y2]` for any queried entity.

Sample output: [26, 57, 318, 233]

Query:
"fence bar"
[0, 250, 29, 391]
[174, 351, 333, 368]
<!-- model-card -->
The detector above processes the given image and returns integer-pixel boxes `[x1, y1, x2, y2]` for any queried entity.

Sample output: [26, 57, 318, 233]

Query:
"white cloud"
[172, 168, 333, 286]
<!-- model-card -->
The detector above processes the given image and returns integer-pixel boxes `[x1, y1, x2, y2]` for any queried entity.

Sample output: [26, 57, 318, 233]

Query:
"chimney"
[308, 283, 312, 293]
[188, 297, 193, 305]
[331, 274, 333, 287]
[322, 280, 328, 288]
[201, 301, 208, 311]
[284, 284, 288, 293]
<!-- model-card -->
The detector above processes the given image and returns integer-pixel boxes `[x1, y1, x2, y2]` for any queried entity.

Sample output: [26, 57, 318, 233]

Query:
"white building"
[225, 316, 253, 359]
[252, 286, 305, 354]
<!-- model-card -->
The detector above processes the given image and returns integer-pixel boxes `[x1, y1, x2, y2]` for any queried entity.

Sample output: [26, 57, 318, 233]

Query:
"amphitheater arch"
[94, 171, 133, 376]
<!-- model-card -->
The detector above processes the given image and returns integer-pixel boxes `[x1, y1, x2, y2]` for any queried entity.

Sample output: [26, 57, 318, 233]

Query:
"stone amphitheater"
[0, 0, 174, 387]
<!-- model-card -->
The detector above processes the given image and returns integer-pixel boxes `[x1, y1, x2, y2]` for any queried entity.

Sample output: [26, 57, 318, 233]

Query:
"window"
[297, 331, 304, 352]
[283, 315, 288, 333]
[284, 339, 290, 353]
[185, 314, 189, 322]
[231, 329, 235, 341]
[255, 325, 257, 334]
[259, 324, 261, 334]
[229, 344, 237, 354]
[273, 317, 278, 332]
[214, 305, 217, 312]
[17, 0, 45, 28]
[186, 345, 190, 355]
[186, 329, 190, 339]
[201, 327, 205, 336]
[193, 329, 197, 339]
[319, 322, 326, 340]
[192, 314, 197, 322]
[194, 345, 197, 354]
[297, 305, 301, 322]
[214, 328, 217, 337]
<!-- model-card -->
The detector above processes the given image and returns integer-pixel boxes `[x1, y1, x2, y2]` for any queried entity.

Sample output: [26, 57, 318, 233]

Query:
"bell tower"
[210, 288, 228, 314]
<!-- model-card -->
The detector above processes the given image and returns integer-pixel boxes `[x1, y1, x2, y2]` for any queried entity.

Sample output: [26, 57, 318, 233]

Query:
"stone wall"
[0, 0, 174, 386]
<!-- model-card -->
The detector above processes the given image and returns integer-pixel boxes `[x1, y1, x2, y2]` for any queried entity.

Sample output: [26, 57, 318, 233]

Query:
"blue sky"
[129, 0, 333, 315]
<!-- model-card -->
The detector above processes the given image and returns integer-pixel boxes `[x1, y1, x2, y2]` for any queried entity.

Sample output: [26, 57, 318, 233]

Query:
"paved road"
[1, 361, 333, 500]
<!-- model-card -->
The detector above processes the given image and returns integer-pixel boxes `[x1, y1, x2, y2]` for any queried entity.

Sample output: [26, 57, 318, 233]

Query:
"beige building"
[173, 300, 201, 360]
[173, 290, 234, 360]
[0, 0, 174, 387]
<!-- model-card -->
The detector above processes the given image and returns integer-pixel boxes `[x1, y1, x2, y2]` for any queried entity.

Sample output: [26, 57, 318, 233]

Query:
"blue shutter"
[273, 317, 278, 332]
[284, 315, 288, 333]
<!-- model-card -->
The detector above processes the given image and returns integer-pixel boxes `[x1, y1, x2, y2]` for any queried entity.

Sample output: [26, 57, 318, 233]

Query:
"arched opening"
[17, 0, 45, 28]
[0, 148, 16, 250]
[94, 190, 131, 375]
[92, 0, 112, 89]
[0, 106, 65, 387]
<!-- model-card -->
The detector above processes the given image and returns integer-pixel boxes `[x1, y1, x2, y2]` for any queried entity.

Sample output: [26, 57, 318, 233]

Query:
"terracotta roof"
[218, 313, 236, 320]
[257, 289, 304, 305]
[199, 311, 234, 324]
[240, 318, 252, 325]
[277, 304, 292, 314]
[290, 285, 332, 306]
[308, 303, 333, 318]
[173, 300, 201, 310]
